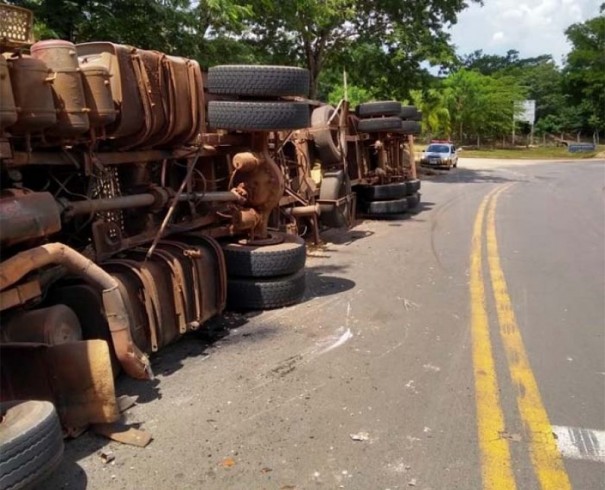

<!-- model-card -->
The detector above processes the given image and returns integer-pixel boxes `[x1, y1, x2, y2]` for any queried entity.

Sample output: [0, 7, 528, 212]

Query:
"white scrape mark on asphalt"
[552, 425, 605, 463]
[423, 363, 441, 372]
[316, 302, 354, 355]
[318, 328, 353, 355]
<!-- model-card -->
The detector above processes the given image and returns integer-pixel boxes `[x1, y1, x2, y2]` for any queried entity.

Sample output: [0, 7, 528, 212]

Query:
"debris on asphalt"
[402, 298, 420, 311]
[117, 395, 138, 413]
[221, 457, 236, 468]
[500, 431, 522, 442]
[98, 450, 115, 464]
[350, 432, 369, 441]
[260, 467, 272, 474]
[408, 478, 418, 486]
[405, 380, 419, 394]
[92, 422, 153, 447]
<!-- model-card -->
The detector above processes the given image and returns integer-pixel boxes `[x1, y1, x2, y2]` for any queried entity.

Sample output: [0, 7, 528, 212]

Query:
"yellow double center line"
[470, 185, 571, 489]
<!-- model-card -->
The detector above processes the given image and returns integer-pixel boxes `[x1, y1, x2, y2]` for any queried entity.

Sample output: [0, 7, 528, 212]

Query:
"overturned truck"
[0, 5, 316, 487]
[0, 5, 421, 488]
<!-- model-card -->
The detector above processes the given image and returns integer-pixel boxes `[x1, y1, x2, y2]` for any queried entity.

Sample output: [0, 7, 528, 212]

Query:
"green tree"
[443, 69, 525, 145]
[328, 83, 374, 108]
[461, 49, 522, 75]
[8, 0, 255, 65]
[410, 89, 451, 140]
[458, 48, 569, 141]
[234, 0, 480, 98]
[563, 12, 605, 141]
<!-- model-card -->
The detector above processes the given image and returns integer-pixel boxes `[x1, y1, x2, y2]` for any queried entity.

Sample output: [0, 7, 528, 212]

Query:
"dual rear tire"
[221, 232, 307, 310]
[207, 65, 311, 131]
[356, 179, 421, 217]
[355, 101, 421, 135]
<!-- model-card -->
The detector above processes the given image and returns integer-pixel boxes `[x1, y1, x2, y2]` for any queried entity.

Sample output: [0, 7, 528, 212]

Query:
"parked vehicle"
[420, 141, 458, 169]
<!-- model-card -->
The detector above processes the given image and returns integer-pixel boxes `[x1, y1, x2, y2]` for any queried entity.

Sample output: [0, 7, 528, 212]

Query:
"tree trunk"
[305, 53, 321, 99]
[309, 68, 320, 100]
[303, 35, 327, 100]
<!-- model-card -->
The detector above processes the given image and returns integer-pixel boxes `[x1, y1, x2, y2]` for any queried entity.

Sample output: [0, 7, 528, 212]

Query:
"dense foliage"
[9, 0, 604, 143]
[412, 6, 605, 144]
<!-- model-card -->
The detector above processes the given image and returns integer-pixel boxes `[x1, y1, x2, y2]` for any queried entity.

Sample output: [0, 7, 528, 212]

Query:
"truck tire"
[222, 233, 306, 278]
[395, 121, 421, 135]
[227, 269, 306, 310]
[357, 117, 402, 133]
[311, 105, 345, 166]
[319, 170, 351, 228]
[208, 101, 310, 131]
[355, 182, 407, 201]
[0, 401, 64, 490]
[410, 109, 422, 121]
[359, 196, 408, 215]
[406, 179, 421, 194]
[407, 192, 421, 209]
[356, 101, 402, 118]
[400, 106, 419, 120]
[207, 65, 309, 97]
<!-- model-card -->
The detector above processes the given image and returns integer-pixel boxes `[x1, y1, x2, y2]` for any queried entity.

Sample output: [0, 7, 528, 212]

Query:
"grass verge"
[413, 144, 605, 161]
[459, 146, 602, 159]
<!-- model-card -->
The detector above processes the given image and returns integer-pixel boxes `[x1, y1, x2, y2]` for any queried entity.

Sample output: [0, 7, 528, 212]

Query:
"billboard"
[514, 100, 536, 124]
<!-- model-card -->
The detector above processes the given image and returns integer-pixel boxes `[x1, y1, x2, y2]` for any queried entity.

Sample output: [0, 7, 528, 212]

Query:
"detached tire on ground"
[355, 182, 407, 201]
[222, 233, 306, 278]
[357, 117, 403, 133]
[358, 196, 408, 215]
[227, 269, 306, 310]
[406, 179, 421, 194]
[356, 101, 402, 118]
[207, 65, 309, 97]
[208, 101, 310, 131]
[0, 401, 64, 490]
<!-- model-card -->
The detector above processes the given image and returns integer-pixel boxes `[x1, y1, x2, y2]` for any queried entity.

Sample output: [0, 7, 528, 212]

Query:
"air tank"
[5, 54, 57, 134]
[31, 40, 90, 136]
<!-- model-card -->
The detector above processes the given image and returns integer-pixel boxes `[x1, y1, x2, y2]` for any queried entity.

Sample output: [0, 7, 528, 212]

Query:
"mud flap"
[0, 340, 120, 428]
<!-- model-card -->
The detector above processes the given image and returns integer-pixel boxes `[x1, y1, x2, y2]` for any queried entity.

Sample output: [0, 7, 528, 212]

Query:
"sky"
[449, 0, 602, 64]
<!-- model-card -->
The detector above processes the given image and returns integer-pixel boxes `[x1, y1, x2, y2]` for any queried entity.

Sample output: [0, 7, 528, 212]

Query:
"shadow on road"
[421, 166, 521, 184]
[45, 455, 89, 490]
[319, 227, 374, 246]
[303, 265, 356, 302]
[356, 200, 435, 223]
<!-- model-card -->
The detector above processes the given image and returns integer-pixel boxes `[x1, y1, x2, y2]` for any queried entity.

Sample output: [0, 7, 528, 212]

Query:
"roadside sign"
[568, 143, 595, 153]
[514, 100, 536, 124]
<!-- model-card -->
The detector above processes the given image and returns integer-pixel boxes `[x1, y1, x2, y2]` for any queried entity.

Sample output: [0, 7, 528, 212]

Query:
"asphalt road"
[47, 158, 605, 490]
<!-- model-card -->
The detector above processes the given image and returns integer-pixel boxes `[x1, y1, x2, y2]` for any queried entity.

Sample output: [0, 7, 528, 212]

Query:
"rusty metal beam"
[0, 279, 41, 311]
[67, 194, 156, 216]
